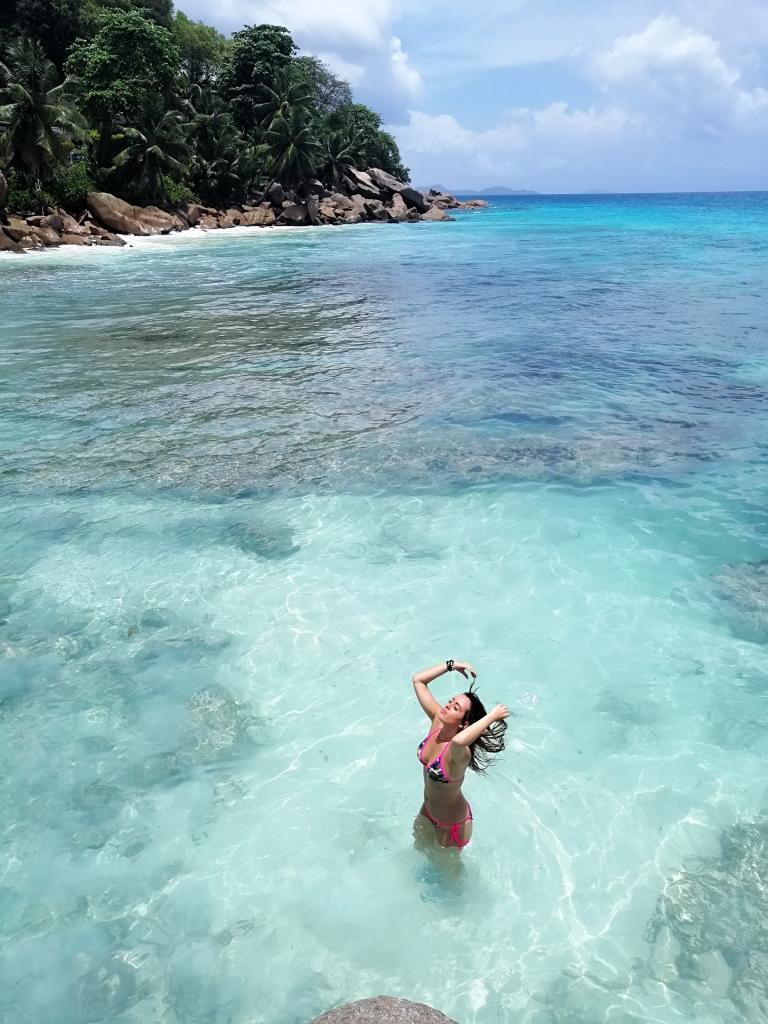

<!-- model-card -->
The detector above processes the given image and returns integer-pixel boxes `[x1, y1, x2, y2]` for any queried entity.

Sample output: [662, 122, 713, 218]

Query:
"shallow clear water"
[2, 193, 768, 1024]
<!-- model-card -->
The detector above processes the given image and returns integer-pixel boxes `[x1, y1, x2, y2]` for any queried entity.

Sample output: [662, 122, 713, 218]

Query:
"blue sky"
[178, 1, 768, 192]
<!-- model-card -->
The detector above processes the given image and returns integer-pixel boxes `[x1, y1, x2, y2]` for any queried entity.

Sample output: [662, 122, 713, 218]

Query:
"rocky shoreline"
[0, 167, 487, 254]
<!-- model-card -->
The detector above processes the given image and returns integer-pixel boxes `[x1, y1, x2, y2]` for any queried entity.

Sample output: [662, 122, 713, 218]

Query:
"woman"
[412, 659, 508, 851]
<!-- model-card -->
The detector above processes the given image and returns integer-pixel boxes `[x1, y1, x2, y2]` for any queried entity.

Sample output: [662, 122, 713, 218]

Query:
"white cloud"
[394, 102, 641, 187]
[397, 102, 636, 156]
[178, 0, 423, 118]
[676, 0, 768, 50]
[526, 101, 638, 136]
[596, 14, 740, 87]
[395, 111, 495, 155]
[593, 14, 768, 138]
[390, 36, 424, 98]
[313, 52, 365, 89]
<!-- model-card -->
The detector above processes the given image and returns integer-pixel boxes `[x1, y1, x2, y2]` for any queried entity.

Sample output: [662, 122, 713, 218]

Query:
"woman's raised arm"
[412, 660, 477, 720]
[451, 703, 509, 747]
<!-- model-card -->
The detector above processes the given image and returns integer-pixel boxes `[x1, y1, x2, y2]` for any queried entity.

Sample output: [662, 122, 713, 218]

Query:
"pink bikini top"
[417, 727, 456, 784]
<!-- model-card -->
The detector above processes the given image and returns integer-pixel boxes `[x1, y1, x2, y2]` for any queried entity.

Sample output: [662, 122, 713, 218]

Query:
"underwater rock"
[72, 781, 123, 825]
[595, 691, 660, 727]
[708, 704, 768, 755]
[130, 751, 185, 789]
[78, 957, 141, 1023]
[226, 520, 299, 559]
[714, 559, 768, 642]
[309, 996, 458, 1024]
[646, 815, 768, 1023]
[0, 886, 54, 939]
[180, 685, 258, 764]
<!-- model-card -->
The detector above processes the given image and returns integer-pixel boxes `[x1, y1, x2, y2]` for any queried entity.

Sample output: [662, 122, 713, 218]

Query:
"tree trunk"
[256, 174, 277, 205]
[96, 119, 113, 170]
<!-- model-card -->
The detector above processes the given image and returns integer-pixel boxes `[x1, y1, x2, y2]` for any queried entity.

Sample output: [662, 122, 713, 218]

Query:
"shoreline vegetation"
[0, 4, 485, 257]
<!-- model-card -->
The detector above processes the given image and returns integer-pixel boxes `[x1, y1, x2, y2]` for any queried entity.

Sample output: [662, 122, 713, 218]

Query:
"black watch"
[446, 659, 455, 672]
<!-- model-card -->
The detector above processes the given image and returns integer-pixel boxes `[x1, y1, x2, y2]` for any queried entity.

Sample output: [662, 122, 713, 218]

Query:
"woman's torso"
[418, 722, 470, 818]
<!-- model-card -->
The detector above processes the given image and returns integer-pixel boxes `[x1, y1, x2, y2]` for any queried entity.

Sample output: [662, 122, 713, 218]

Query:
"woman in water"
[413, 659, 509, 851]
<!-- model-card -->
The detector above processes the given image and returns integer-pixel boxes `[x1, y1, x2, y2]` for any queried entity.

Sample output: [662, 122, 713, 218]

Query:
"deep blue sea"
[2, 193, 768, 1024]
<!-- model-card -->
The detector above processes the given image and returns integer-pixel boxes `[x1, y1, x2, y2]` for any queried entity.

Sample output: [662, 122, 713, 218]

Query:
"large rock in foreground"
[4, 215, 62, 246]
[277, 202, 310, 226]
[87, 192, 151, 235]
[345, 168, 384, 200]
[0, 226, 24, 253]
[387, 193, 409, 222]
[241, 203, 276, 227]
[421, 205, 453, 222]
[400, 186, 430, 213]
[86, 193, 182, 235]
[309, 996, 458, 1024]
[368, 167, 408, 194]
[135, 204, 183, 232]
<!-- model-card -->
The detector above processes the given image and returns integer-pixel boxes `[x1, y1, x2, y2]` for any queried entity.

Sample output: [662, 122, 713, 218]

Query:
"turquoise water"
[2, 193, 768, 1024]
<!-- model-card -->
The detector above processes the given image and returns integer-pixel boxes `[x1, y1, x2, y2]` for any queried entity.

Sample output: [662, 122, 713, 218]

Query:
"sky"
[178, 1, 768, 193]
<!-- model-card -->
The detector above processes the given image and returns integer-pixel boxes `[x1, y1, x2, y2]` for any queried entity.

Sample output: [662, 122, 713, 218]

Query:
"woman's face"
[439, 694, 471, 727]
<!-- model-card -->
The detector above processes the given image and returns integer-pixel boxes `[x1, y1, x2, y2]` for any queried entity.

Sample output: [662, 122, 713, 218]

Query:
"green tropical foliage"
[328, 103, 410, 182]
[319, 129, 364, 188]
[264, 103, 320, 188]
[65, 9, 179, 165]
[253, 70, 314, 132]
[0, 35, 87, 184]
[172, 11, 227, 86]
[0, 1, 409, 211]
[5, 166, 54, 212]
[110, 102, 191, 204]
[0, 0, 84, 71]
[219, 23, 295, 133]
[51, 159, 94, 207]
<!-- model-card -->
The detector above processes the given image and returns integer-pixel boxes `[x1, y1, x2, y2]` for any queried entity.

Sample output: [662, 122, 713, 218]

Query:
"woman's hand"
[490, 704, 510, 722]
[452, 661, 477, 680]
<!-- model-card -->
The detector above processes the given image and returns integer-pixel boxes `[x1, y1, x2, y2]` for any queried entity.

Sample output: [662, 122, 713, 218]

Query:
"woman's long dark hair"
[461, 685, 507, 774]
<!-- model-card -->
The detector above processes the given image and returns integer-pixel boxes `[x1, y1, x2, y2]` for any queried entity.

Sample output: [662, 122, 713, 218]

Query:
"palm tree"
[110, 103, 192, 205]
[253, 71, 314, 133]
[193, 152, 237, 205]
[229, 139, 264, 201]
[319, 128, 364, 189]
[0, 36, 87, 186]
[178, 84, 255, 205]
[183, 84, 234, 164]
[193, 133, 258, 206]
[261, 105, 319, 193]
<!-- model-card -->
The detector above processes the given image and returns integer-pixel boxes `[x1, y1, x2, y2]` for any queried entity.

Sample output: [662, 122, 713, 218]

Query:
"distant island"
[418, 185, 540, 196]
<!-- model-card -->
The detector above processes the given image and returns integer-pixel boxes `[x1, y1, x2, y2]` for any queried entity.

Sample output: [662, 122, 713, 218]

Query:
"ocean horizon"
[450, 189, 768, 198]
[2, 191, 768, 1024]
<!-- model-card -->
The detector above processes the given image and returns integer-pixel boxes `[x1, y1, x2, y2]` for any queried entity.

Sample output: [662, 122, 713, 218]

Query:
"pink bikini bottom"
[421, 802, 473, 850]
